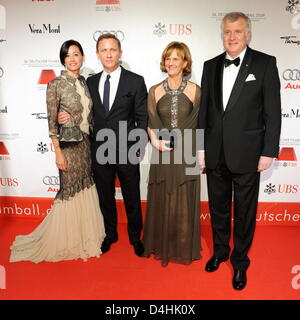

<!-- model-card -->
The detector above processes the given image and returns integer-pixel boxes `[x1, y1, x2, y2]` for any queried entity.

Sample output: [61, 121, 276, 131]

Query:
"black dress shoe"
[232, 269, 247, 290]
[101, 238, 118, 254]
[205, 256, 228, 272]
[132, 240, 144, 257]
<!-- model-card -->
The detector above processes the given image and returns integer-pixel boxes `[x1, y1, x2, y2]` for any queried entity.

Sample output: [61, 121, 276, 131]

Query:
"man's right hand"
[58, 111, 70, 124]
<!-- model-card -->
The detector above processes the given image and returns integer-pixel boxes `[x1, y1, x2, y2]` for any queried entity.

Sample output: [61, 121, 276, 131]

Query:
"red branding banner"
[0, 196, 299, 226]
[38, 69, 56, 85]
[0, 142, 9, 155]
[277, 147, 297, 161]
[96, 0, 120, 4]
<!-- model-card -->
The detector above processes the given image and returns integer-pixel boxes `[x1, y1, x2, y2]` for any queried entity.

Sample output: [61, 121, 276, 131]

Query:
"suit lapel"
[215, 52, 226, 114]
[90, 71, 106, 118]
[225, 47, 253, 113]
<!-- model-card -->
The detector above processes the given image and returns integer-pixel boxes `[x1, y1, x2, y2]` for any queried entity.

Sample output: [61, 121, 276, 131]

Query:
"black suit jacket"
[198, 47, 281, 173]
[87, 66, 148, 161]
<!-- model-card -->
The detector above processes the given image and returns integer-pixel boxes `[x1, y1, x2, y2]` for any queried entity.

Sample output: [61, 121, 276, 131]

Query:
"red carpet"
[0, 218, 299, 300]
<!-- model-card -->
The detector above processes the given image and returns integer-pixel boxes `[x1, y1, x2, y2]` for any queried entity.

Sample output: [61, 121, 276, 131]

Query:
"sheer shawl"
[147, 81, 201, 193]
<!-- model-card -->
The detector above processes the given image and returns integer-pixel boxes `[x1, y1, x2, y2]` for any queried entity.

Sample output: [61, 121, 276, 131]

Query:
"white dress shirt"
[99, 66, 121, 110]
[222, 47, 247, 110]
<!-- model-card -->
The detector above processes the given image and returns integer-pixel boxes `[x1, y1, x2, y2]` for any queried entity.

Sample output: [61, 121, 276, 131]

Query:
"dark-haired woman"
[10, 40, 105, 263]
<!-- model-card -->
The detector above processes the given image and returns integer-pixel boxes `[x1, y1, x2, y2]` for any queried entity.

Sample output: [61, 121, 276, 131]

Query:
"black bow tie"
[224, 57, 240, 68]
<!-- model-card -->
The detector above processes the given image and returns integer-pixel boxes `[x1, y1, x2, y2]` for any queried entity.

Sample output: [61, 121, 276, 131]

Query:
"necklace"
[163, 78, 187, 128]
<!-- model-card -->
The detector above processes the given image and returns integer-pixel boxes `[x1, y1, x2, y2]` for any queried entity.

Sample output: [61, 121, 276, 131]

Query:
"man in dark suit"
[198, 12, 281, 290]
[87, 33, 148, 256]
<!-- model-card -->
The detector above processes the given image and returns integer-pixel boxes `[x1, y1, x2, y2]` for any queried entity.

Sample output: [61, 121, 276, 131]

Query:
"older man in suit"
[198, 12, 281, 290]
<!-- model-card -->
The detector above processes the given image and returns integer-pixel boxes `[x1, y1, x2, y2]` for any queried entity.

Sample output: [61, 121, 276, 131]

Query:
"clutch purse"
[157, 129, 176, 149]
[59, 114, 83, 143]
[59, 125, 83, 142]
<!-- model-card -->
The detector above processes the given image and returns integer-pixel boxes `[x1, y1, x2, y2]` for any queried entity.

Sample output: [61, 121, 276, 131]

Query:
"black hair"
[59, 40, 84, 66]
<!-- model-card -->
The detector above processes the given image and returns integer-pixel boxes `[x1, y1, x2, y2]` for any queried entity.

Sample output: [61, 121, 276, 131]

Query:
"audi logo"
[0, 67, 3, 78]
[282, 69, 300, 81]
[93, 30, 125, 42]
[43, 176, 59, 186]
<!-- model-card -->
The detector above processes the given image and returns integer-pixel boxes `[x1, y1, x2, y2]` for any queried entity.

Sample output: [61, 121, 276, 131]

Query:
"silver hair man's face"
[222, 17, 250, 58]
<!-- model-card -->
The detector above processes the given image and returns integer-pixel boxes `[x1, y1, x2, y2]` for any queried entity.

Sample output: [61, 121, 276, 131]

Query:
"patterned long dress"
[10, 71, 105, 263]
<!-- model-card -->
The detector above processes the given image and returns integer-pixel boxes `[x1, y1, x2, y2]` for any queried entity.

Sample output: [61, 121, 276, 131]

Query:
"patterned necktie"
[103, 74, 111, 113]
[224, 57, 240, 68]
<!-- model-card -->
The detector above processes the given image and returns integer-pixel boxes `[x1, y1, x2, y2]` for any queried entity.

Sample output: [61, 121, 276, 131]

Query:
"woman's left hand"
[152, 139, 173, 152]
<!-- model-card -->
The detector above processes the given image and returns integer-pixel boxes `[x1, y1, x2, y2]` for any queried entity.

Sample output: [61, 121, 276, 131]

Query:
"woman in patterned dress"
[10, 40, 105, 263]
[142, 42, 202, 266]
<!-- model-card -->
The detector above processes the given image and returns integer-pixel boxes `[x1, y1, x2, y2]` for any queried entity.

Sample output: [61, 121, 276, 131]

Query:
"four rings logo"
[283, 69, 300, 80]
[283, 68, 300, 89]
[43, 176, 59, 186]
[93, 30, 125, 42]
[0, 67, 3, 78]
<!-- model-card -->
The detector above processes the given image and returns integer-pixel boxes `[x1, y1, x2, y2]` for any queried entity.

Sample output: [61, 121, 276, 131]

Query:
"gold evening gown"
[10, 71, 105, 263]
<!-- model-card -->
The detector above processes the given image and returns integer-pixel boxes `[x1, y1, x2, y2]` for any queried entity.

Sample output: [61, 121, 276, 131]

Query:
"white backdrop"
[0, 0, 300, 225]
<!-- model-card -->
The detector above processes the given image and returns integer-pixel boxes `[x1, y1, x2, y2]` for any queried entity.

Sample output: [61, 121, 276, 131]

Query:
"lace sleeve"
[46, 79, 60, 139]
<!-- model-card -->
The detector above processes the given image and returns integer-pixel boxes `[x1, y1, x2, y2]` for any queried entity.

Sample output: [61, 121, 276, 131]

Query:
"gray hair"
[221, 12, 252, 36]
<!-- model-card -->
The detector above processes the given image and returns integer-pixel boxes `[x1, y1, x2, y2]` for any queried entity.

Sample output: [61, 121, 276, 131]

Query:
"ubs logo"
[264, 182, 299, 195]
[286, 0, 300, 14]
[285, 0, 300, 30]
[153, 23, 167, 37]
[0, 177, 19, 187]
[153, 22, 192, 37]
[264, 183, 276, 195]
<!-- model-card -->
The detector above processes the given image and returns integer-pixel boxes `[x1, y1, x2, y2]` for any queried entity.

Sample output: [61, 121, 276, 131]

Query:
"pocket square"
[245, 74, 256, 82]
[122, 92, 132, 98]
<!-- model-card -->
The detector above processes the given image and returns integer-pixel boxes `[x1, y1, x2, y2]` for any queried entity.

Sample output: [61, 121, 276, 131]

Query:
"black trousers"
[206, 150, 260, 270]
[92, 162, 143, 244]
